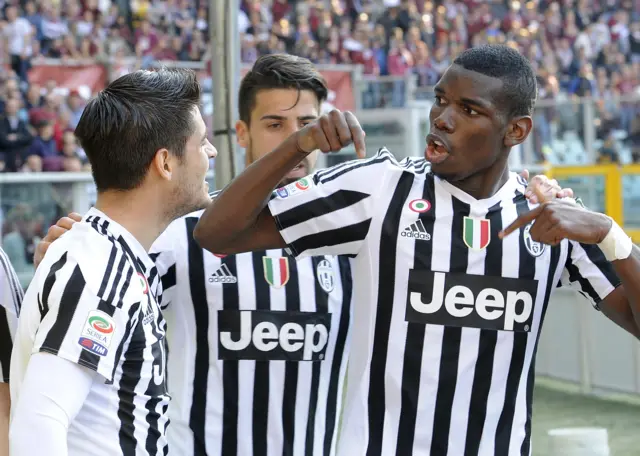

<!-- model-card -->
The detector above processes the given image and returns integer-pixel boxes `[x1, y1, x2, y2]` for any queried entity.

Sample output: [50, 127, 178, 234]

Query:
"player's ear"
[503, 116, 532, 148]
[152, 148, 173, 181]
[236, 120, 249, 149]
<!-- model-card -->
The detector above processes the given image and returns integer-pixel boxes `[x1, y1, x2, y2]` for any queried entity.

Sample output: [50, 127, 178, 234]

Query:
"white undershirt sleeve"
[9, 352, 96, 456]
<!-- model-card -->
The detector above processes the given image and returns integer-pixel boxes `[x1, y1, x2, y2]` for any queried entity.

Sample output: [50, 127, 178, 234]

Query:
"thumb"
[519, 169, 530, 181]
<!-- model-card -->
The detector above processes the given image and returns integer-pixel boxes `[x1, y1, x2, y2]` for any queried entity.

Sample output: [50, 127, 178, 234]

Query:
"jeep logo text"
[218, 310, 331, 361]
[405, 270, 538, 332]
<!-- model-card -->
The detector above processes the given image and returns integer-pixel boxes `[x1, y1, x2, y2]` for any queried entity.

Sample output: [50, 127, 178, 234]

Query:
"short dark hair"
[75, 68, 201, 192]
[238, 54, 328, 124]
[453, 45, 537, 118]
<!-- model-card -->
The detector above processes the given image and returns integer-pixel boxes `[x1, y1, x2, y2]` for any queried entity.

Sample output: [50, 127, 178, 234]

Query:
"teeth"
[433, 140, 443, 146]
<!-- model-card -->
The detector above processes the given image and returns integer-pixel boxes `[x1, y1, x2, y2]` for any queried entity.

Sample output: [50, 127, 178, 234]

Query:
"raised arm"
[193, 109, 366, 254]
[501, 187, 640, 338]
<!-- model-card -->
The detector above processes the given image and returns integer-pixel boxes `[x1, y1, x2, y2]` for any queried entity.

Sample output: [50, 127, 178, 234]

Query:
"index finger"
[68, 212, 82, 222]
[344, 111, 366, 159]
[499, 205, 544, 238]
[532, 182, 549, 204]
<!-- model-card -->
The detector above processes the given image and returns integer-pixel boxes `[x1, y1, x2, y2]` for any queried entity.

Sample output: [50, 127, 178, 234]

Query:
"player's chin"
[430, 163, 465, 181]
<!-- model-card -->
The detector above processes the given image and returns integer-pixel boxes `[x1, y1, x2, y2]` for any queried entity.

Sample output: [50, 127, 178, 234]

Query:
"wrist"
[598, 216, 633, 262]
[295, 133, 314, 156]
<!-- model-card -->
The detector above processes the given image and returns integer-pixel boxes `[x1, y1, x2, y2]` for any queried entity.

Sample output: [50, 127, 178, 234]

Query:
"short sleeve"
[32, 250, 144, 382]
[560, 241, 622, 309]
[150, 222, 179, 310]
[0, 304, 17, 382]
[267, 148, 396, 258]
[0, 247, 23, 382]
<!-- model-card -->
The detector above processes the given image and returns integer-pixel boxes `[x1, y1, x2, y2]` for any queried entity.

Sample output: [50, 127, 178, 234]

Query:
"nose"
[207, 140, 217, 158]
[433, 109, 454, 133]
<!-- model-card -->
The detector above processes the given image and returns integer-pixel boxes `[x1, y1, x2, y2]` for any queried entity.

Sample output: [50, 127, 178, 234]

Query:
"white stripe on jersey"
[150, 210, 353, 456]
[10, 208, 169, 456]
[267, 148, 621, 456]
[0, 245, 22, 382]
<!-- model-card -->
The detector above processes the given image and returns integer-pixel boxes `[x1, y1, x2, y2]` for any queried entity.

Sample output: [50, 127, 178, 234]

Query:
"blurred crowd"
[0, 0, 639, 285]
[0, 0, 638, 173]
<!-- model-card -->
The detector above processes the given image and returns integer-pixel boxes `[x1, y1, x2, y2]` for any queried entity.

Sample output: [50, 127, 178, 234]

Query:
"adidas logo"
[209, 264, 238, 284]
[401, 220, 431, 241]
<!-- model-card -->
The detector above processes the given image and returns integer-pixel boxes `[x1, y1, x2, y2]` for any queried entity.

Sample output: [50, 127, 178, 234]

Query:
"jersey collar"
[434, 172, 520, 210]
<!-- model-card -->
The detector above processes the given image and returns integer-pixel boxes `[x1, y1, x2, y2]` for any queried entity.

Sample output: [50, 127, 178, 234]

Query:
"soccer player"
[32, 54, 569, 456]
[150, 54, 354, 456]
[194, 45, 640, 455]
[0, 247, 23, 456]
[9, 68, 216, 456]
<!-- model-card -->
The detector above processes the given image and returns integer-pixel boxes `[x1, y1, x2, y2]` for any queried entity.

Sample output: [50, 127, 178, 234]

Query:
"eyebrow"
[259, 114, 318, 121]
[434, 87, 491, 110]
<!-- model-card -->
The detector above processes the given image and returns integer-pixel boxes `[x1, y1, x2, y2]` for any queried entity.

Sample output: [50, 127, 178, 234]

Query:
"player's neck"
[94, 191, 168, 252]
[449, 161, 511, 200]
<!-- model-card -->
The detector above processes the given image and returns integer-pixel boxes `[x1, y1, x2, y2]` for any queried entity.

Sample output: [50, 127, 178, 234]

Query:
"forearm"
[10, 353, 95, 456]
[611, 245, 640, 324]
[0, 384, 8, 456]
[194, 132, 306, 251]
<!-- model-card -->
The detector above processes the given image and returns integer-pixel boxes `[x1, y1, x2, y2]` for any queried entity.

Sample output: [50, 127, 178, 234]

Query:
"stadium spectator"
[0, 97, 32, 172]
[0, 0, 636, 171]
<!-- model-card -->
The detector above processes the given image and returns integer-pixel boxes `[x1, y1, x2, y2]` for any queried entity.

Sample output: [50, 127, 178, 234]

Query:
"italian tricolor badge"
[463, 216, 490, 250]
[263, 257, 290, 288]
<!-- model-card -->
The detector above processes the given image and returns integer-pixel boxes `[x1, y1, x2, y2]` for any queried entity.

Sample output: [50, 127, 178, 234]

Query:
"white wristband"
[598, 217, 633, 262]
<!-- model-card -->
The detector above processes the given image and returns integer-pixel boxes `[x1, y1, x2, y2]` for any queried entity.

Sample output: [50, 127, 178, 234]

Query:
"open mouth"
[425, 135, 450, 165]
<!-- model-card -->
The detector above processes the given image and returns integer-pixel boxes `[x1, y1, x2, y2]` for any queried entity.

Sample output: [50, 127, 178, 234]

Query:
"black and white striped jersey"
[149, 208, 353, 456]
[10, 207, 169, 456]
[267, 148, 620, 456]
[0, 245, 23, 382]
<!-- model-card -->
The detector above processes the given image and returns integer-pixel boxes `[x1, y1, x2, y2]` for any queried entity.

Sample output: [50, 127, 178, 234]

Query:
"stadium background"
[0, 0, 639, 453]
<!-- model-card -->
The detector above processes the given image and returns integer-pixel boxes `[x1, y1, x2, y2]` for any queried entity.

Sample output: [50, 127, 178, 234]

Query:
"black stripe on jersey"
[160, 264, 177, 294]
[116, 267, 135, 309]
[185, 217, 210, 456]
[314, 148, 396, 185]
[40, 264, 86, 354]
[282, 254, 302, 456]
[564, 243, 599, 306]
[494, 195, 538, 455]
[97, 236, 118, 297]
[145, 304, 168, 454]
[520, 242, 562, 456]
[464, 200, 505, 456]
[323, 256, 352, 456]
[0, 304, 12, 381]
[221, 253, 240, 456]
[582, 245, 620, 290]
[395, 174, 434, 455]
[305, 256, 330, 456]
[289, 219, 372, 258]
[366, 171, 415, 456]
[118, 304, 145, 455]
[40, 252, 69, 319]
[89, 218, 137, 310]
[252, 251, 271, 456]
[106, 254, 130, 305]
[0, 246, 23, 314]
[429, 196, 469, 455]
[275, 190, 370, 230]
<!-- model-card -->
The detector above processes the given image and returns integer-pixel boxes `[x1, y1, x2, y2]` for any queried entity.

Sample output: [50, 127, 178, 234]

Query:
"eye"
[268, 123, 282, 130]
[462, 105, 479, 116]
[434, 95, 446, 106]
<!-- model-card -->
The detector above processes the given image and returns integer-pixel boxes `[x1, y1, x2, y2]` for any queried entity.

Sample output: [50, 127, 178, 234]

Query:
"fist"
[296, 109, 366, 158]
